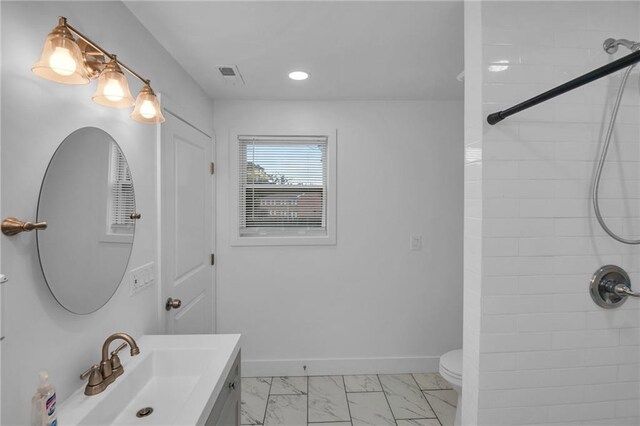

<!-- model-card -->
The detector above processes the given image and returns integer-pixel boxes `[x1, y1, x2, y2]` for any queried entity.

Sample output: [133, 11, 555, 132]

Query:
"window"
[108, 143, 135, 235]
[232, 133, 336, 246]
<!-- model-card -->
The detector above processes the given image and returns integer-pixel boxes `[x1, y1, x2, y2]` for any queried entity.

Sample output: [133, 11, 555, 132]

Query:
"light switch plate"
[130, 262, 156, 295]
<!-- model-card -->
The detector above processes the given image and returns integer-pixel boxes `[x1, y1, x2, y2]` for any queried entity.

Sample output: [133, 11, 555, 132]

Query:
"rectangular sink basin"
[58, 334, 241, 426]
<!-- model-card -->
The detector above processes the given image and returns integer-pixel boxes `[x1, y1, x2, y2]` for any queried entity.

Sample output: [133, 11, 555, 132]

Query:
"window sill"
[230, 233, 336, 247]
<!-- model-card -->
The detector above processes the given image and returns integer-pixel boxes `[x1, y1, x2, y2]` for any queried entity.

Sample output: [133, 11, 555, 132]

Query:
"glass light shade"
[131, 84, 165, 124]
[31, 23, 90, 85]
[92, 57, 135, 108]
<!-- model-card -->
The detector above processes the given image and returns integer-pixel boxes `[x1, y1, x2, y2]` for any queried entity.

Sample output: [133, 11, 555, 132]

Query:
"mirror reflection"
[37, 127, 136, 314]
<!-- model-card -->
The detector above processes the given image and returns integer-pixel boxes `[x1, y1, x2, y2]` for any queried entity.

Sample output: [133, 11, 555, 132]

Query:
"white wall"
[0, 2, 212, 424]
[465, 2, 640, 424]
[462, 1, 483, 424]
[214, 100, 464, 376]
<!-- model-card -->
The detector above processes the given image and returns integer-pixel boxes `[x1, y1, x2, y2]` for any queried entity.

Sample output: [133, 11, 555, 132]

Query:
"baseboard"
[242, 355, 440, 377]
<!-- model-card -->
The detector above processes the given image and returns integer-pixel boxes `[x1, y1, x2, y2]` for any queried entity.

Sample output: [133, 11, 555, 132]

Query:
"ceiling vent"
[217, 65, 245, 86]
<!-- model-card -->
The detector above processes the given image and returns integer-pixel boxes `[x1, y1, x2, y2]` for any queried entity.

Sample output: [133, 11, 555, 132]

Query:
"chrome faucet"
[80, 332, 140, 396]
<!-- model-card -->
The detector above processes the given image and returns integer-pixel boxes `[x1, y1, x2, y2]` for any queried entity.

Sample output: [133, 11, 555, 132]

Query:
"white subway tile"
[482, 275, 519, 295]
[478, 406, 548, 426]
[483, 160, 518, 179]
[585, 310, 640, 330]
[619, 328, 640, 347]
[555, 217, 625, 237]
[483, 314, 518, 334]
[552, 255, 621, 275]
[518, 275, 585, 295]
[519, 47, 590, 66]
[484, 256, 554, 277]
[484, 27, 555, 47]
[484, 238, 519, 257]
[518, 238, 556, 256]
[517, 312, 586, 332]
[517, 349, 585, 370]
[614, 398, 640, 419]
[553, 30, 613, 49]
[483, 141, 555, 161]
[583, 381, 640, 403]
[480, 365, 618, 390]
[551, 292, 594, 313]
[479, 352, 517, 372]
[480, 332, 551, 353]
[547, 401, 616, 423]
[479, 386, 585, 409]
[583, 346, 640, 367]
[484, 198, 519, 218]
[518, 123, 593, 142]
[485, 180, 554, 199]
[485, 218, 556, 238]
[553, 179, 590, 198]
[551, 329, 620, 349]
[617, 363, 640, 383]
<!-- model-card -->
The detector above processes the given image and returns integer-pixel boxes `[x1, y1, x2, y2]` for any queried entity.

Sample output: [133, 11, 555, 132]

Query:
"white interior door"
[161, 111, 214, 334]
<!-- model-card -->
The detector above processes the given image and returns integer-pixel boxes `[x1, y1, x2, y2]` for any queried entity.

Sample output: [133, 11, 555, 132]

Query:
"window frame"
[230, 129, 337, 246]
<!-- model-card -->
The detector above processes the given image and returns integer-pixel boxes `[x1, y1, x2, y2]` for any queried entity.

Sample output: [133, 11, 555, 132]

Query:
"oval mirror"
[37, 127, 136, 314]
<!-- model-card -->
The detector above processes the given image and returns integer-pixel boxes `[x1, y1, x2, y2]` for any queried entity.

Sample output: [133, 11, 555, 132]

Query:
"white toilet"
[439, 349, 462, 426]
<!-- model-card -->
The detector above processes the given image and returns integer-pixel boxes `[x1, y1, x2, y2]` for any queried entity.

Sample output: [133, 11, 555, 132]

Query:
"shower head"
[603, 38, 640, 54]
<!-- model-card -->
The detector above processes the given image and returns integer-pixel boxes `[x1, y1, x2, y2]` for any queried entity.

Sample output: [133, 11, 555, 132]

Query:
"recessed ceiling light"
[288, 71, 309, 81]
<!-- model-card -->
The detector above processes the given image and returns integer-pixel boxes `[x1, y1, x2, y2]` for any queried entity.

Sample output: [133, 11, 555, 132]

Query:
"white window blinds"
[109, 143, 135, 232]
[238, 135, 328, 237]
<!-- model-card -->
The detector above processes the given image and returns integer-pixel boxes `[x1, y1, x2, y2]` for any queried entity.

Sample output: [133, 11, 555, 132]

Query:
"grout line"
[260, 376, 274, 425]
[377, 374, 399, 426]
[307, 375, 310, 425]
[341, 375, 354, 426]
[410, 374, 442, 426]
[269, 393, 308, 396]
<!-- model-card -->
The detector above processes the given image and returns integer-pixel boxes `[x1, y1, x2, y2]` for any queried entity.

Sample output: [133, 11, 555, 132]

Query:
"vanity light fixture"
[288, 70, 309, 81]
[32, 17, 165, 124]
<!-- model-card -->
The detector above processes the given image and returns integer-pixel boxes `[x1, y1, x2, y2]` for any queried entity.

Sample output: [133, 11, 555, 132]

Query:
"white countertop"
[57, 334, 241, 426]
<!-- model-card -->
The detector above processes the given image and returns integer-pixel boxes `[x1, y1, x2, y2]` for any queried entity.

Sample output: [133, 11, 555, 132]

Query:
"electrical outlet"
[130, 262, 156, 295]
[410, 234, 423, 251]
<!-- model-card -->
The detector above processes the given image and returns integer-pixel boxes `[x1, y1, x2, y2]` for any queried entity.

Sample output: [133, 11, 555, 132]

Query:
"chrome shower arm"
[604, 38, 640, 54]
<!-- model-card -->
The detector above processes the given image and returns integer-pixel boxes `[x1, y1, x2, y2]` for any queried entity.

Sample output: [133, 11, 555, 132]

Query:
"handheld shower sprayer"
[593, 38, 640, 244]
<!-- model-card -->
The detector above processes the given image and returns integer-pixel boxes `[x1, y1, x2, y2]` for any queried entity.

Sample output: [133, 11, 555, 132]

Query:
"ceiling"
[125, 1, 464, 101]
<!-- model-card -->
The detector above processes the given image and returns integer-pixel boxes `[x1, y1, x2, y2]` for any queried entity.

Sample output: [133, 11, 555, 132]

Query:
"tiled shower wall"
[465, 2, 640, 425]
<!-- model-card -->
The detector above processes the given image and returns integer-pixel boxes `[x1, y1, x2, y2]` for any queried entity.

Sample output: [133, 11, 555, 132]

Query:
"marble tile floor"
[241, 373, 456, 426]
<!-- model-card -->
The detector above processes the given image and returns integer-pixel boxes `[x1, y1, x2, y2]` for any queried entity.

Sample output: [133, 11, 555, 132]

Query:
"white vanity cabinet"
[205, 351, 241, 426]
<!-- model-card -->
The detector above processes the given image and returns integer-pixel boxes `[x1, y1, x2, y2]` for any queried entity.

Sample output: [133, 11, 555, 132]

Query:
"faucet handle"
[110, 342, 128, 372]
[80, 364, 102, 386]
[111, 342, 127, 357]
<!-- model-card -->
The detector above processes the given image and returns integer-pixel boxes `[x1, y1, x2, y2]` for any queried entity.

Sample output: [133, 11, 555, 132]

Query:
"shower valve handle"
[612, 283, 640, 298]
[591, 265, 638, 309]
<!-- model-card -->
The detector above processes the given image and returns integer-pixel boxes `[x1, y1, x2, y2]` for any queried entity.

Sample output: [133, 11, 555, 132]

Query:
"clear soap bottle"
[31, 370, 57, 426]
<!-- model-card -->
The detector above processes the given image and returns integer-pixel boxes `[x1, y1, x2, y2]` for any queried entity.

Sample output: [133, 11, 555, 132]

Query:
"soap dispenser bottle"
[31, 370, 57, 426]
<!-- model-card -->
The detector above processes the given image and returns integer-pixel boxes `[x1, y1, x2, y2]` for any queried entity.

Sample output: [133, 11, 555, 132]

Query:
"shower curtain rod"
[487, 49, 640, 125]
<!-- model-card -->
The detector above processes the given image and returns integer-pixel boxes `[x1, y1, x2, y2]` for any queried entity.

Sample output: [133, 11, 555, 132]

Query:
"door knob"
[165, 297, 182, 311]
